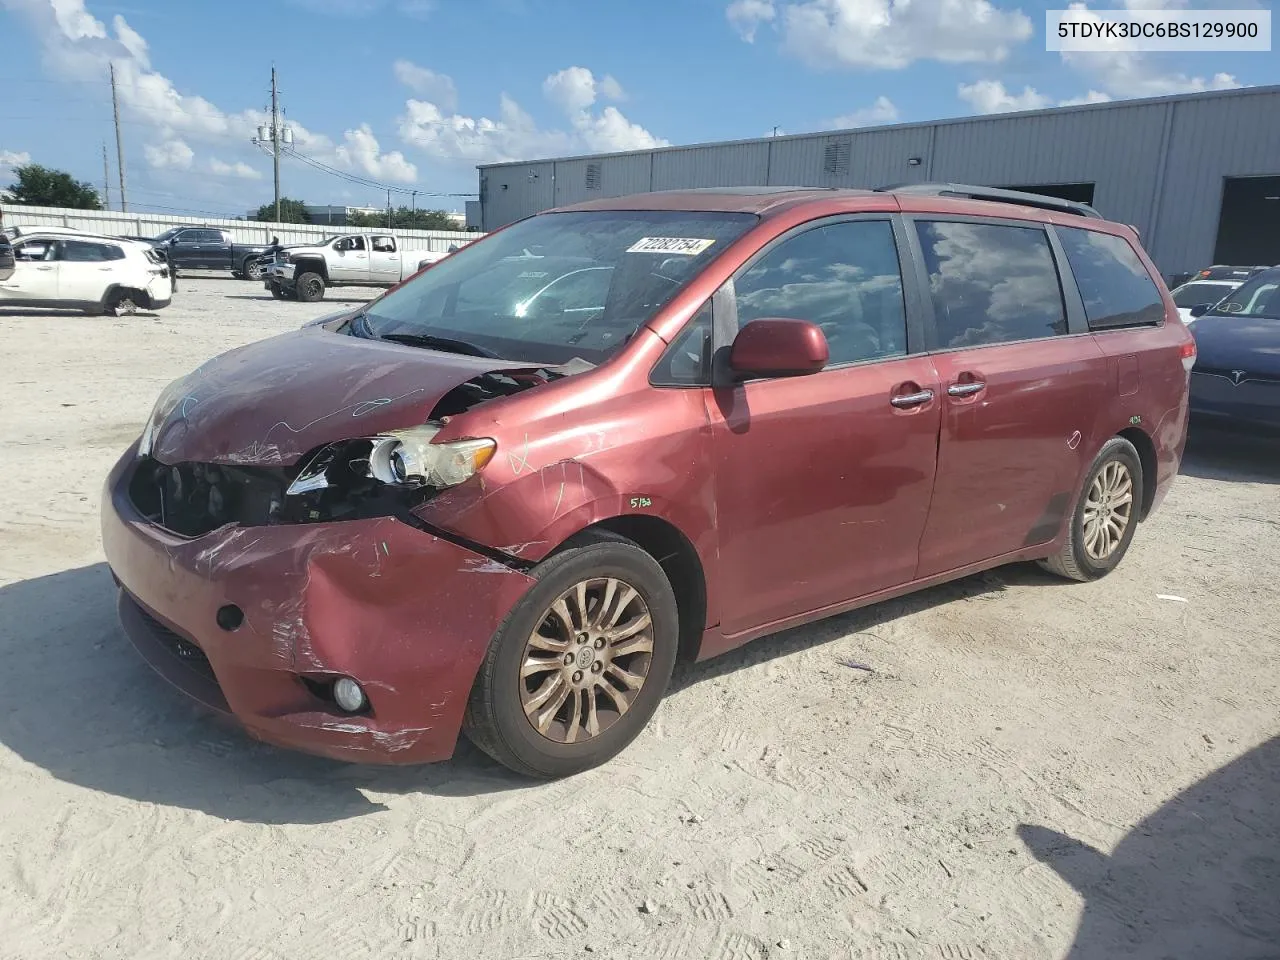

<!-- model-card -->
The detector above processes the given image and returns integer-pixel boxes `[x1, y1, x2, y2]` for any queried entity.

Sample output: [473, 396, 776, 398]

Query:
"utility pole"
[102, 142, 111, 211]
[271, 66, 281, 223]
[110, 63, 128, 212]
[386, 188, 393, 229]
[411, 189, 418, 219]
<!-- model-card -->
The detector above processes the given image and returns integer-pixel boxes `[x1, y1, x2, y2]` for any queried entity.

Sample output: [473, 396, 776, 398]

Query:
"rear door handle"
[947, 382, 986, 397]
[36, 266, 54, 271]
[891, 389, 935, 408]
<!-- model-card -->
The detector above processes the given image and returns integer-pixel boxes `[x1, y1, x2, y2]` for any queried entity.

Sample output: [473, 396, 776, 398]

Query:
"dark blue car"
[1188, 266, 1280, 433]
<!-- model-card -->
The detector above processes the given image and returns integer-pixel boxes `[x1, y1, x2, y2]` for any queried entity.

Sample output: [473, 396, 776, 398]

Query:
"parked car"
[0, 231, 13, 281]
[1169, 278, 1242, 324]
[1, 230, 172, 315]
[1192, 264, 1271, 282]
[1187, 266, 1280, 433]
[264, 233, 448, 301]
[102, 184, 1193, 777]
[137, 227, 273, 280]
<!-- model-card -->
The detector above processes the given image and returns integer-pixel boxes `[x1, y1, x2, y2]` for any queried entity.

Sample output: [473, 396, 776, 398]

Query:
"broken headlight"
[286, 425, 496, 497]
[137, 377, 191, 458]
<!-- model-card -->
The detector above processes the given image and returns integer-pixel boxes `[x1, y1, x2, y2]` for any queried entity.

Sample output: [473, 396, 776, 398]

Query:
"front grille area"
[128, 457, 290, 537]
[126, 594, 217, 684]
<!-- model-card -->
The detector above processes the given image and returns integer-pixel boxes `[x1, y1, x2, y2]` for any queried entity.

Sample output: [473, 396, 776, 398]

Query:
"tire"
[106, 290, 141, 317]
[243, 257, 266, 281]
[269, 281, 287, 300]
[463, 530, 679, 778]
[1039, 437, 1144, 582]
[294, 272, 325, 302]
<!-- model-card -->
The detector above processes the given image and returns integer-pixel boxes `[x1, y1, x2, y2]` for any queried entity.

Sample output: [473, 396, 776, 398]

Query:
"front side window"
[1211, 270, 1280, 320]
[337, 236, 366, 252]
[916, 220, 1067, 348]
[357, 210, 757, 365]
[733, 219, 908, 365]
[1057, 226, 1164, 330]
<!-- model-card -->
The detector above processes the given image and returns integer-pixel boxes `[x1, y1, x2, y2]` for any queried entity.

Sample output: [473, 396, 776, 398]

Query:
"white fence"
[0, 204, 483, 254]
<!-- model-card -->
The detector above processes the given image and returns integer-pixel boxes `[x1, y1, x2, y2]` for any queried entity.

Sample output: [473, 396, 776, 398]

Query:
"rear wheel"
[1040, 437, 1144, 582]
[464, 531, 679, 778]
[294, 272, 325, 302]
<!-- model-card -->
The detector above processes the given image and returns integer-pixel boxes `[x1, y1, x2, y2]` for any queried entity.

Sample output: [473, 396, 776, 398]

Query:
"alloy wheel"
[519, 577, 655, 744]
[1082, 460, 1134, 561]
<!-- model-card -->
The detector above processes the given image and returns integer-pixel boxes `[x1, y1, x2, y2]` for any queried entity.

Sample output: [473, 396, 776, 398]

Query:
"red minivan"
[101, 184, 1195, 777]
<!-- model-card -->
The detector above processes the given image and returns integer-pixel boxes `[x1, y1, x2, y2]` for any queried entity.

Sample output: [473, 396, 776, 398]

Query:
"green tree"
[345, 207, 462, 230]
[6, 163, 102, 209]
[254, 197, 311, 223]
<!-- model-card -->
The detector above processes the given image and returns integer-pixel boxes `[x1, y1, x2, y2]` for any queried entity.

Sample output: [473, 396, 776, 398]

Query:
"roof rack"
[876, 182, 1103, 219]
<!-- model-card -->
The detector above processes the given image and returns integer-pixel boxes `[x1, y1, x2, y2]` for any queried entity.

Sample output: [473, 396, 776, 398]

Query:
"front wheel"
[1040, 437, 1144, 582]
[464, 532, 679, 778]
[244, 258, 266, 281]
[294, 271, 325, 302]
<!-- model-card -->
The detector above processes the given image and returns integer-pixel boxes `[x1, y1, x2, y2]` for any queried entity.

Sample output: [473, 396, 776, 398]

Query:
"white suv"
[0, 231, 173, 316]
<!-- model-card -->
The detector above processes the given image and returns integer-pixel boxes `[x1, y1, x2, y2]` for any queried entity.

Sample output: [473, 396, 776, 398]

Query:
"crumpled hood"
[1192, 315, 1280, 379]
[148, 327, 536, 466]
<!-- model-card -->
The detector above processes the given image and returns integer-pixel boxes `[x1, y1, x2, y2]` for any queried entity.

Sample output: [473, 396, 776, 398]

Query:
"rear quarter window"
[1057, 227, 1165, 330]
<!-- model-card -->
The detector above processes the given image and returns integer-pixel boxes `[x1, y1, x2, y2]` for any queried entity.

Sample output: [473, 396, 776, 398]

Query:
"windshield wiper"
[377, 332, 501, 359]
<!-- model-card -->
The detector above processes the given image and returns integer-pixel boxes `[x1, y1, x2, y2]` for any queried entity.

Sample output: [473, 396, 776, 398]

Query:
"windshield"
[355, 210, 757, 364]
[1172, 281, 1234, 308]
[1209, 270, 1280, 320]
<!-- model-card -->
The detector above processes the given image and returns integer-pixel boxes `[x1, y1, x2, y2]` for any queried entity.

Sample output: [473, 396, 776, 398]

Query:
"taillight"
[1180, 339, 1197, 372]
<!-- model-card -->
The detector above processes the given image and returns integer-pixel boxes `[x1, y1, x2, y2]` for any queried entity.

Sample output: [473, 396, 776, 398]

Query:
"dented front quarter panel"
[416, 330, 721, 619]
[102, 448, 535, 764]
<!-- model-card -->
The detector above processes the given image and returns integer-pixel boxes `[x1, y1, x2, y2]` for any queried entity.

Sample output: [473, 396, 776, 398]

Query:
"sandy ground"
[0, 278, 1277, 960]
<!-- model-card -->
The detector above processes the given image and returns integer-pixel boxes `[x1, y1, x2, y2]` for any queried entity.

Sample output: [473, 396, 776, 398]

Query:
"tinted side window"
[733, 219, 907, 365]
[60, 240, 116, 262]
[652, 300, 712, 386]
[175, 230, 201, 244]
[1057, 226, 1164, 329]
[916, 220, 1067, 348]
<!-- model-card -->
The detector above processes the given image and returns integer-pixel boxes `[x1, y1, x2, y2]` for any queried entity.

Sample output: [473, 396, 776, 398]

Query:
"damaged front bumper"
[101, 446, 535, 764]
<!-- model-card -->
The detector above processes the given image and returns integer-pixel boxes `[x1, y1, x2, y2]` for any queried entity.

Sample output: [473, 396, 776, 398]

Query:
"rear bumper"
[1189, 373, 1280, 432]
[100, 447, 536, 764]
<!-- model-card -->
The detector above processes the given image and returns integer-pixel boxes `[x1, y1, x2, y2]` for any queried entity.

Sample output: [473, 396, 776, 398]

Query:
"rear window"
[1057, 227, 1164, 330]
[915, 220, 1067, 349]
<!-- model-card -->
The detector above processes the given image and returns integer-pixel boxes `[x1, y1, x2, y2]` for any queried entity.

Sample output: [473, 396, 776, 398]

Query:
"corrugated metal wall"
[477, 86, 1280, 276]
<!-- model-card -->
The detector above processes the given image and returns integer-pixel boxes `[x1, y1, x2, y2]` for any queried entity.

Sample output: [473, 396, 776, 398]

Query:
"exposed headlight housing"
[137, 377, 190, 458]
[286, 425, 496, 497]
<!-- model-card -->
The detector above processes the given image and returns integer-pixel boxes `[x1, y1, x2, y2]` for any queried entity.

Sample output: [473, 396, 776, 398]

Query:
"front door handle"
[891, 389, 935, 408]
[947, 382, 986, 397]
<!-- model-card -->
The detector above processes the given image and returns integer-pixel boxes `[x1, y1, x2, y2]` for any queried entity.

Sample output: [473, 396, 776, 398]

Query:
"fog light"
[333, 677, 366, 713]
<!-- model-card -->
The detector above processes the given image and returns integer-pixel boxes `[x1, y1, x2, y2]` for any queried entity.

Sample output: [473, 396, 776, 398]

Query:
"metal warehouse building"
[475, 84, 1280, 279]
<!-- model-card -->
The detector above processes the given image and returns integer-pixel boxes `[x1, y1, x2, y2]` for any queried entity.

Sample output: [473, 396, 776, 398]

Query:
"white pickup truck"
[264, 232, 451, 301]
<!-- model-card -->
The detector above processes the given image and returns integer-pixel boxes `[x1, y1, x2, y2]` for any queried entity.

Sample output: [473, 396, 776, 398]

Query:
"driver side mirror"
[728, 318, 829, 379]
[1189, 303, 1211, 318]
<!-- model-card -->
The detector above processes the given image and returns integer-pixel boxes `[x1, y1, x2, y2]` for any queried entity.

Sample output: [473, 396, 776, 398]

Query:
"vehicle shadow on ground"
[1181, 426, 1280, 485]
[671, 562, 1061, 691]
[0, 309, 162, 319]
[1019, 734, 1280, 958]
[0, 564, 533, 824]
[223, 294, 374, 305]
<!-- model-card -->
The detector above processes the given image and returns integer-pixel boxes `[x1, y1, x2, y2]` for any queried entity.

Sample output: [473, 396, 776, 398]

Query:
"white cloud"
[393, 59, 457, 111]
[402, 66, 665, 165]
[958, 80, 1052, 113]
[1057, 1, 1243, 97]
[1059, 90, 1113, 106]
[736, 0, 1034, 69]
[829, 96, 899, 128]
[144, 138, 194, 170]
[209, 158, 263, 180]
[0, 149, 32, 170]
[727, 0, 776, 41]
[3, 0, 417, 188]
[334, 125, 419, 182]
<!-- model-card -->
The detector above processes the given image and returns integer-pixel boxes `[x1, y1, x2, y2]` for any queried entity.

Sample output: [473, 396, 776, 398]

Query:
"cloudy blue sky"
[0, 0, 1274, 218]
